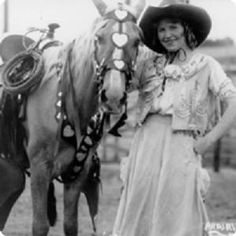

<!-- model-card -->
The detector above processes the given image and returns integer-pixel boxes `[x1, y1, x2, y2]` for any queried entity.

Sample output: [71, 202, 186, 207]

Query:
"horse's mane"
[39, 16, 109, 91]
[70, 17, 110, 82]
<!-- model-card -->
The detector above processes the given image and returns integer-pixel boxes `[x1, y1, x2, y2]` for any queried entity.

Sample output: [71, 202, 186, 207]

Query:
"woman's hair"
[182, 22, 198, 50]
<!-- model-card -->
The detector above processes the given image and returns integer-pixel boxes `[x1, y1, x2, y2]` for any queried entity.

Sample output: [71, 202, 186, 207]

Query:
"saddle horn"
[91, 0, 108, 16]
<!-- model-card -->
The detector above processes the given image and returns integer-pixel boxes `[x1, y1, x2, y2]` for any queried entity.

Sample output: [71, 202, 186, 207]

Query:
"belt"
[173, 130, 200, 139]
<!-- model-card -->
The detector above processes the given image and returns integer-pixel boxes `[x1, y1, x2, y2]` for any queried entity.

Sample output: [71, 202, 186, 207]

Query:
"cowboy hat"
[139, 0, 212, 53]
[0, 34, 35, 62]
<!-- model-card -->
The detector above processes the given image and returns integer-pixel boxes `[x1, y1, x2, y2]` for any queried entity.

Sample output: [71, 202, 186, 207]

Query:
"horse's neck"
[70, 38, 97, 103]
[66, 39, 99, 133]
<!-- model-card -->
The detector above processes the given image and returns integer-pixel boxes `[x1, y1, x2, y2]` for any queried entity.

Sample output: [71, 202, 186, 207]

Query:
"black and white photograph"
[0, 0, 236, 235]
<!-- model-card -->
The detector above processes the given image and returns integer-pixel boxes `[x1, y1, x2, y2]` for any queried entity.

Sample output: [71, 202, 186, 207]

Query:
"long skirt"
[112, 114, 210, 236]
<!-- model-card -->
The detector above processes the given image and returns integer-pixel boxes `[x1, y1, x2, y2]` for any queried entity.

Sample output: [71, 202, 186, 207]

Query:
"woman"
[112, 0, 236, 236]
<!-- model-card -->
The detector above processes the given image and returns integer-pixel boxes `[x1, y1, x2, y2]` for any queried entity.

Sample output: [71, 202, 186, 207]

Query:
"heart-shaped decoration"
[63, 124, 75, 137]
[56, 112, 61, 120]
[114, 60, 125, 70]
[114, 9, 128, 21]
[73, 165, 82, 173]
[76, 153, 86, 162]
[84, 136, 93, 146]
[112, 33, 128, 48]
[56, 100, 62, 107]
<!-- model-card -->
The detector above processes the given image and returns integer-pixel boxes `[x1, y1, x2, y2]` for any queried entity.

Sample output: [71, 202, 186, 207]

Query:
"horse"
[0, 0, 145, 235]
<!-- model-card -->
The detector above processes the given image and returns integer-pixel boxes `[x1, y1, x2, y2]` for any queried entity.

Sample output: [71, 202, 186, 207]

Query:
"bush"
[202, 37, 235, 47]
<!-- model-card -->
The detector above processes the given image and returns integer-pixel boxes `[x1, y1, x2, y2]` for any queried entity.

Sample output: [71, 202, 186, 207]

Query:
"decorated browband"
[105, 4, 137, 71]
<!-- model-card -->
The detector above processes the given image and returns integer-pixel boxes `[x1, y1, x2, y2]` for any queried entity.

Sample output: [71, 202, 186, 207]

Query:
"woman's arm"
[194, 96, 236, 155]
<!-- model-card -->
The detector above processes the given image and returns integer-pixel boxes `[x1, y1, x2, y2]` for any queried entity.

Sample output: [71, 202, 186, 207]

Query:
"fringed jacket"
[134, 49, 236, 134]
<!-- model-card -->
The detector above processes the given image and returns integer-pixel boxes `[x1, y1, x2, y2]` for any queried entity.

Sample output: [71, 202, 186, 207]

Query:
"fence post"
[213, 140, 221, 172]
[3, 0, 8, 33]
[102, 135, 107, 162]
[213, 99, 224, 172]
[114, 136, 119, 162]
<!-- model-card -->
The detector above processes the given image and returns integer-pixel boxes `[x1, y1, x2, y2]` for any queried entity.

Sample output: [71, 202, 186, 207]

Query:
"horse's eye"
[95, 35, 105, 45]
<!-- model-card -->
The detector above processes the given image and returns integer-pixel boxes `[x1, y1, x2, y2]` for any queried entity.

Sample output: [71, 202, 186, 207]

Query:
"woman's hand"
[193, 135, 214, 156]
[193, 97, 236, 156]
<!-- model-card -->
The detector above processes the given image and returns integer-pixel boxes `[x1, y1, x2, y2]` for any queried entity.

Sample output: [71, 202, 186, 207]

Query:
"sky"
[0, 0, 236, 43]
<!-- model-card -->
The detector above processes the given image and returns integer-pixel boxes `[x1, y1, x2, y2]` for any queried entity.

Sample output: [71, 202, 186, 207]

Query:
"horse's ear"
[130, 0, 146, 19]
[91, 0, 108, 16]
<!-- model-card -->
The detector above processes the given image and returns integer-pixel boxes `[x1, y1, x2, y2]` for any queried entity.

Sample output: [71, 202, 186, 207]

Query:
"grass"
[3, 164, 236, 236]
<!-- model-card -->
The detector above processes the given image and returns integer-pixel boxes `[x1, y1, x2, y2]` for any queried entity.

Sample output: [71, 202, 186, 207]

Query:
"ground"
[3, 164, 236, 236]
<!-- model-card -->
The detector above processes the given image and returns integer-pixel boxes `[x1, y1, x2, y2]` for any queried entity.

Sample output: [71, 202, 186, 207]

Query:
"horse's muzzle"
[99, 69, 127, 114]
[100, 89, 126, 114]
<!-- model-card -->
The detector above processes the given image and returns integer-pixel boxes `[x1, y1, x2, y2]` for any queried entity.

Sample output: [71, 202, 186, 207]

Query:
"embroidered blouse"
[134, 51, 236, 134]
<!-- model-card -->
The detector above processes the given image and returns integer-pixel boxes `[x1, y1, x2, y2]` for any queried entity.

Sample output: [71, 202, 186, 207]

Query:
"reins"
[54, 4, 140, 182]
[93, 6, 138, 92]
[54, 41, 104, 183]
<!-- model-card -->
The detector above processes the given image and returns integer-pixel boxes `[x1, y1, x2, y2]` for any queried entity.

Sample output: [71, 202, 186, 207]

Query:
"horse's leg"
[0, 158, 25, 230]
[30, 150, 52, 236]
[63, 181, 82, 236]
[63, 151, 95, 236]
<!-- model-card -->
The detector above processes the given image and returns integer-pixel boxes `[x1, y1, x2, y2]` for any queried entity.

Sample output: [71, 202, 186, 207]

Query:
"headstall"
[54, 5, 140, 182]
[94, 4, 138, 91]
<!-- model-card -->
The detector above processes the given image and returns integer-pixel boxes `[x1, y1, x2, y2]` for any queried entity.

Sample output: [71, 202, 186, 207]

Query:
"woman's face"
[157, 19, 187, 52]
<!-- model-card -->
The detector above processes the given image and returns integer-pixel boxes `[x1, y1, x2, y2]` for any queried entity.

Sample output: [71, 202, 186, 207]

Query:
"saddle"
[0, 34, 35, 62]
[1, 23, 61, 95]
[0, 34, 44, 95]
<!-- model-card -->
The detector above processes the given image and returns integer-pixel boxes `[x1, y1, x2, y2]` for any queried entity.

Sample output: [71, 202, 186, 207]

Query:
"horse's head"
[92, 0, 145, 114]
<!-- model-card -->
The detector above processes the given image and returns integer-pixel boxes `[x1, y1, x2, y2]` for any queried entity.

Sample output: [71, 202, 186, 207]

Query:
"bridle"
[53, 4, 144, 183]
[93, 4, 140, 92]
